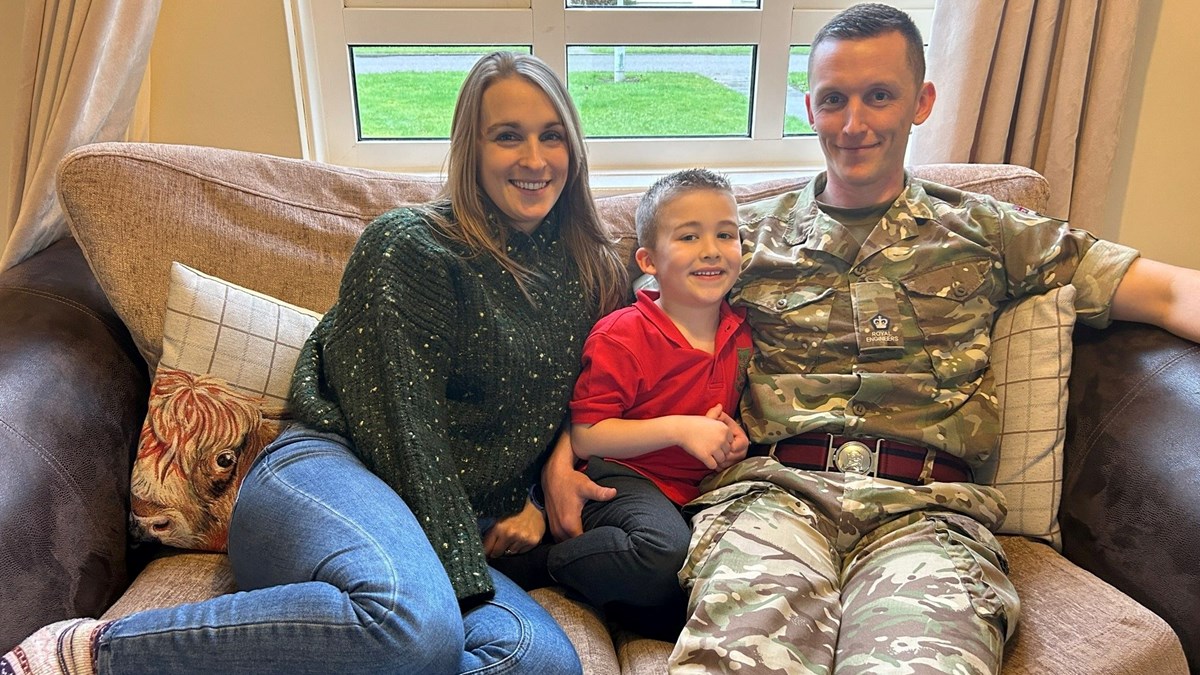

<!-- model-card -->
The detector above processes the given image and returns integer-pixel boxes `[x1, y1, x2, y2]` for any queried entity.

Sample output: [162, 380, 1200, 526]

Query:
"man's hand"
[482, 498, 545, 558]
[542, 432, 616, 541]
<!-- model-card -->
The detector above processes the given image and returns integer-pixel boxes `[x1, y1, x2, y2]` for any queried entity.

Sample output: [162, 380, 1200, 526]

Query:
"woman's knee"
[373, 601, 465, 673]
[462, 573, 582, 675]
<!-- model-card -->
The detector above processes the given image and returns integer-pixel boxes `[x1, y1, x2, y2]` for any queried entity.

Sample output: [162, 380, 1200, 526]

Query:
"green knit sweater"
[289, 205, 596, 605]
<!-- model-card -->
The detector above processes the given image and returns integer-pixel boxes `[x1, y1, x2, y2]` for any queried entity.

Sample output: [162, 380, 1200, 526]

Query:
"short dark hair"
[809, 3, 926, 85]
[635, 168, 734, 248]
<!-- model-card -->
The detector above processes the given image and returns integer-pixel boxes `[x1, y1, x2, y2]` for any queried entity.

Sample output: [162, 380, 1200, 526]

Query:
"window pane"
[784, 45, 812, 136]
[566, 46, 754, 138]
[566, 0, 758, 7]
[351, 46, 530, 140]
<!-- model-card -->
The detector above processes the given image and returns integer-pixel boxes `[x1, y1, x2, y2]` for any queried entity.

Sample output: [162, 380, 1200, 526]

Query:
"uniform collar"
[786, 172, 936, 265]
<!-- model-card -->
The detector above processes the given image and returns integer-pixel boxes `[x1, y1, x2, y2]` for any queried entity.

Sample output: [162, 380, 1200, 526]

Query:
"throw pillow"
[129, 262, 322, 551]
[983, 284, 1077, 548]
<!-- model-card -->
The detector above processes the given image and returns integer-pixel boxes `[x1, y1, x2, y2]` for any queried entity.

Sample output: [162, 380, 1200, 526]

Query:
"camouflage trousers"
[670, 457, 1019, 675]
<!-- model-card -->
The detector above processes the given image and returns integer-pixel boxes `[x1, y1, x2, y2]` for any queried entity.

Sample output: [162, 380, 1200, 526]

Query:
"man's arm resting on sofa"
[1111, 257, 1200, 343]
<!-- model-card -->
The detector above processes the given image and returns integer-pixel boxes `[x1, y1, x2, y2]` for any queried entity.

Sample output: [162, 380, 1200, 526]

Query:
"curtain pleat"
[911, 0, 1141, 229]
[1, 0, 162, 272]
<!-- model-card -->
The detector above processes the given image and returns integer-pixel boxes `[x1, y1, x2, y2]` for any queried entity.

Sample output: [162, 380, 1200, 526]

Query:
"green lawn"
[353, 45, 749, 57]
[784, 71, 812, 135]
[355, 71, 464, 138]
[355, 69, 812, 139]
[569, 71, 750, 136]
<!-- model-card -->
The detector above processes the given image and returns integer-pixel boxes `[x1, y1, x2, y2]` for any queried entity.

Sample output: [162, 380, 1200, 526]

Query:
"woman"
[3, 51, 626, 675]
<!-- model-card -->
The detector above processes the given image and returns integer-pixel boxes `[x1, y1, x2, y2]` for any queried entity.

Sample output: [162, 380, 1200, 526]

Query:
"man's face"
[805, 31, 935, 208]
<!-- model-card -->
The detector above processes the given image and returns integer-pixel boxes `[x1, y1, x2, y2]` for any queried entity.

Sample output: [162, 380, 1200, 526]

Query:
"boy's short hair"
[635, 168, 734, 248]
[811, 3, 925, 85]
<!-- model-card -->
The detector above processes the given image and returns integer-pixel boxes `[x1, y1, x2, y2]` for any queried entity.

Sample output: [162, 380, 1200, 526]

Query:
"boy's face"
[805, 31, 935, 208]
[635, 189, 741, 313]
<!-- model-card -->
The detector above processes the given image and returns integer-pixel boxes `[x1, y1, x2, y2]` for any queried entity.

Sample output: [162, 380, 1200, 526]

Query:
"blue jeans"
[97, 425, 582, 675]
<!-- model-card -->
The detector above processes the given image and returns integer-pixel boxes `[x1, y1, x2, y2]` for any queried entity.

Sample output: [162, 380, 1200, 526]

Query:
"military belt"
[751, 432, 972, 485]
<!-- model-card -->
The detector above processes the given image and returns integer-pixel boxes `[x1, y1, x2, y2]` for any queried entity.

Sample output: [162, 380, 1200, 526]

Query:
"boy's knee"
[632, 527, 688, 566]
[627, 534, 688, 604]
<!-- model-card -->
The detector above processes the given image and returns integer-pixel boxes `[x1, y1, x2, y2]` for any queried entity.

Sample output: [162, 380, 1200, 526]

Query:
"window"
[288, 0, 933, 182]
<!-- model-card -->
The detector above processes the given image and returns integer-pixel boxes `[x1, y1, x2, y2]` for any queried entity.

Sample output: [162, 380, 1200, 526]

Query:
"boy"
[548, 168, 753, 638]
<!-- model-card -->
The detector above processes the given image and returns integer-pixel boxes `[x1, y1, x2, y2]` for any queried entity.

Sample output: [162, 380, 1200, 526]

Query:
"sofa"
[1, 141, 1196, 674]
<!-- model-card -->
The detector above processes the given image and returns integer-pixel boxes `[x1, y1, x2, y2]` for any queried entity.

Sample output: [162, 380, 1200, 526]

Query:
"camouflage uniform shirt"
[732, 172, 1139, 469]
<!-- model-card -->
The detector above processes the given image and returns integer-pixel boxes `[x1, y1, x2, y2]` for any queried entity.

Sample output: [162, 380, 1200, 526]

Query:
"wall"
[2, 1, 1198, 269]
[1105, 0, 1200, 270]
[0, 0, 301, 258]
[147, 0, 301, 158]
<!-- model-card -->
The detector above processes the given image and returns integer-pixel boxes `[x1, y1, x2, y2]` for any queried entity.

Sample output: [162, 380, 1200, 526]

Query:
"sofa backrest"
[59, 142, 1049, 367]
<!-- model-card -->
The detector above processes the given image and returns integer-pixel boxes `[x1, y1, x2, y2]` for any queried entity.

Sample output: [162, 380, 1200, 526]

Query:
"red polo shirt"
[570, 289, 752, 504]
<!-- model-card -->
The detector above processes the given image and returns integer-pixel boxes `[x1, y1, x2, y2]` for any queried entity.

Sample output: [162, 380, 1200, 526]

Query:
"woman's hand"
[483, 497, 545, 558]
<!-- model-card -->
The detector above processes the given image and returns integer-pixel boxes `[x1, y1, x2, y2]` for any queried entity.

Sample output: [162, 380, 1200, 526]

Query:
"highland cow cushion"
[128, 262, 321, 551]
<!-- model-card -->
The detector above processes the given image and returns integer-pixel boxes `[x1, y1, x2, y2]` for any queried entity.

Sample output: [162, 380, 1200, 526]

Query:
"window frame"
[287, 0, 934, 183]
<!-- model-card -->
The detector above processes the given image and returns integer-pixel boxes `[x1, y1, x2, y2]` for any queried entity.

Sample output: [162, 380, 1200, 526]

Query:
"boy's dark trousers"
[549, 457, 692, 640]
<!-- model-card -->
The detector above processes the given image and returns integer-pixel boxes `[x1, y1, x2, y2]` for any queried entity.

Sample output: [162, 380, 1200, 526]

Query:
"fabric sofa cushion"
[98, 537, 1188, 675]
[60, 142, 441, 366]
[60, 143, 1049, 370]
[128, 263, 320, 551]
[100, 553, 624, 675]
[985, 284, 1076, 546]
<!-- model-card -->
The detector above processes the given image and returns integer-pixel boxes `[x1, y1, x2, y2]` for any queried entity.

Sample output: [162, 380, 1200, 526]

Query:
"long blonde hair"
[421, 51, 626, 316]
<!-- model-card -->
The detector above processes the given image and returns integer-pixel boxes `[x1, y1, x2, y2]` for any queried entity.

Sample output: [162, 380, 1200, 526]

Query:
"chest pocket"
[737, 282, 834, 360]
[899, 259, 996, 386]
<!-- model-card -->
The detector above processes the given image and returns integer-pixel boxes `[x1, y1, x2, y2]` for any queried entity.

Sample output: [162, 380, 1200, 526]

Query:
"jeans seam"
[457, 599, 534, 675]
[246, 444, 402, 630]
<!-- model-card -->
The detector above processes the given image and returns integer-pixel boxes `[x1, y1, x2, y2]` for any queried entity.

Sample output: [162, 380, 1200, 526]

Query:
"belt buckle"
[825, 436, 880, 476]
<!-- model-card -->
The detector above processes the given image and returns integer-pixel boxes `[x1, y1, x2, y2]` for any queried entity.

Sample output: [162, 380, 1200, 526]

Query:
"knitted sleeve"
[292, 209, 494, 604]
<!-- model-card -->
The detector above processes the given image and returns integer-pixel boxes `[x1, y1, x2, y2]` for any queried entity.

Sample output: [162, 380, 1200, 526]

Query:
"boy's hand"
[714, 410, 749, 470]
[483, 497, 545, 558]
[678, 404, 737, 471]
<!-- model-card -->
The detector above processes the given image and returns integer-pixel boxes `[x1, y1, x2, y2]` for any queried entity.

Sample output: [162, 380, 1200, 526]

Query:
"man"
[544, 3, 1200, 673]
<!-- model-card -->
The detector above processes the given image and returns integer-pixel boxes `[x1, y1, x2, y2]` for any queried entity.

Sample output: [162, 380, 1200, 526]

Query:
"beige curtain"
[910, 0, 1141, 227]
[1, 0, 161, 272]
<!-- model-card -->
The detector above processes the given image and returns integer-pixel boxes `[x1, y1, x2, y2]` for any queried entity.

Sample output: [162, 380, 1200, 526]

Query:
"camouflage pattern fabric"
[671, 457, 1017, 674]
[732, 173, 1139, 466]
[669, 175, 1139, 673]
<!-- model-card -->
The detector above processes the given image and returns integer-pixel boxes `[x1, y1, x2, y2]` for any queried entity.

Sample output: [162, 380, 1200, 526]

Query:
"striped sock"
[1, 619, 106, 675]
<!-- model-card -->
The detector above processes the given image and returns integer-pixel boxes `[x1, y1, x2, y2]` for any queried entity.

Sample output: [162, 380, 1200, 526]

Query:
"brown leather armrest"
[0, 238, 149, 651]
[1063, 321, 1200, 670]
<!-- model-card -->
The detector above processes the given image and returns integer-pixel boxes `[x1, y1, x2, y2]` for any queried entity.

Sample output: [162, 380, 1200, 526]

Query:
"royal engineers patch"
[852, 281, 904, 353]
